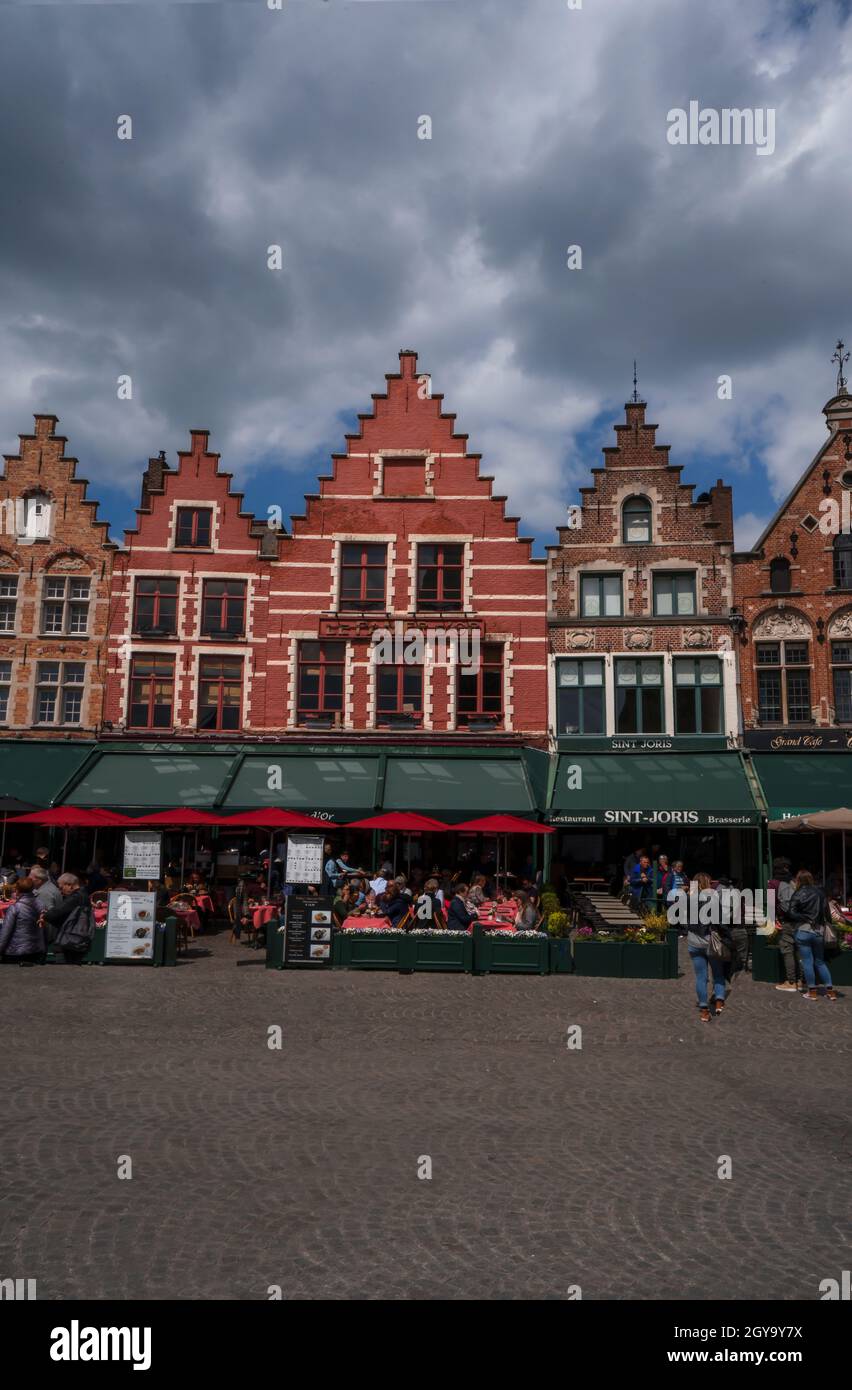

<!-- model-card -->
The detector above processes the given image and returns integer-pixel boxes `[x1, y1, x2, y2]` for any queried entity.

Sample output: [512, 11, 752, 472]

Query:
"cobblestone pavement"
[1, 931, 850, 1301]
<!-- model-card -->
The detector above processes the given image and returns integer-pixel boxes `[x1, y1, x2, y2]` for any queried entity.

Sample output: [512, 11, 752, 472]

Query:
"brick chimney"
[140, 450, 170, 510]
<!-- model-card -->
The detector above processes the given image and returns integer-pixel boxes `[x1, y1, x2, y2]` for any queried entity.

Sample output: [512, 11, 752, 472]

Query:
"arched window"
[834, 534, 852, 590]
[769, 557, 791, 594]
[622, 495, 652, 544]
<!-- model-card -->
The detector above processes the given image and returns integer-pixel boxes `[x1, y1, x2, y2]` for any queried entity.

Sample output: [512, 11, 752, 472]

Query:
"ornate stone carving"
[625, 629, 652, 650]
[566, 629, 595, 650]
[752, 611, 810, 640]
[48, 555, 87, 572]
[0, 552, 15, 569]
[683, 627, 712, 648]
[828, 611, 852, 639]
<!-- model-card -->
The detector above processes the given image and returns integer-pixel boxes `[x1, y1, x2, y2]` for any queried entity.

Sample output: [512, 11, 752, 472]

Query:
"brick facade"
[0, 415, 114, 736]
[733, 389, 852, 732]
[547, 399, 738, 742]
[103, 431, 278, 735]
[269, 349, 548, 742]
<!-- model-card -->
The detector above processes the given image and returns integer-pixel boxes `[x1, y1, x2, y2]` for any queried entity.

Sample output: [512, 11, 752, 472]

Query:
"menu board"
[105, 890, 158, 961]
[123, 831, 163, 881]
[283, 895, 333, 965]
[284, 834, 325, 887]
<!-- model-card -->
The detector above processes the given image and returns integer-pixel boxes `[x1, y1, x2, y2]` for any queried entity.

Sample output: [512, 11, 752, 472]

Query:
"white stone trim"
[166, 498, 221, 553]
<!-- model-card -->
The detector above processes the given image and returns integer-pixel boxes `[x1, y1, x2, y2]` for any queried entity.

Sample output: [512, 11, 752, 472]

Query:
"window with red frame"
[201, 580, 246, 637]
[133, 577, 179, 635]
[457, 643, 503, 726]
[417, 543, 464, 611]
[339, 543, 387, 611]
[175, 507, 212, 548]
[376, 665, 423, 726]
[198, 657, 243, 731]
[297, 641, 345, 724]
[128, 655, 175, 730]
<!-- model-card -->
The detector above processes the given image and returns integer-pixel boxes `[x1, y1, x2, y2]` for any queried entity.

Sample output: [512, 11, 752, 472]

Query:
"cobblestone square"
[2, 935, 850, 1301]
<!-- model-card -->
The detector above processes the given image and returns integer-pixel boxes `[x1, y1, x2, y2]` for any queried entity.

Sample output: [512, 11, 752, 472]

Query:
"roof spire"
[630, 359, 645, 405]
[832, 339, 849, 396]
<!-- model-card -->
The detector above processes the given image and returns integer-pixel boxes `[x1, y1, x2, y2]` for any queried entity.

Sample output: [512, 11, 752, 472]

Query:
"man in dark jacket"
[446, 884, 477, 932]
[0, 878, 45, 964]
[40, 873, 93, 964]
[768, 858, 798, 992]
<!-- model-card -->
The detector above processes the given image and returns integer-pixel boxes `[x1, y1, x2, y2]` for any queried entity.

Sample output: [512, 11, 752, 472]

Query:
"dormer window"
[175, 507, 212, 549]
[622, 496, 652, 544]
[15, 492, 52, 543]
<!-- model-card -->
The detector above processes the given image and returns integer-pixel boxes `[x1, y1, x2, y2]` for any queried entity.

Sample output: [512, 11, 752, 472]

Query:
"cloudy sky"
[1, 0, 851, 552]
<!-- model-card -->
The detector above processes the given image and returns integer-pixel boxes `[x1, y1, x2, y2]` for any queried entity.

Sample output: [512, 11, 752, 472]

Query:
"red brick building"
[268, 348, 548, 742]
[0, 415, 114, 737]
[548, 395, 738, 743]
[103, 433, 278, 736]
[102, 350, 548, 744]
[733, 385, 852, 740]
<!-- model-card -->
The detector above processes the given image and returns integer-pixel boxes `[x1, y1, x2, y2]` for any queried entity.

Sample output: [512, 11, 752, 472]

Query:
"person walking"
[0, 877, 45, 965]
[628, 854, 655, 916]
[768, 857, 799, 993]
[788, 870, 838, 1001]
[687, 872, 730, 1022]
[39, 873, 94, 964]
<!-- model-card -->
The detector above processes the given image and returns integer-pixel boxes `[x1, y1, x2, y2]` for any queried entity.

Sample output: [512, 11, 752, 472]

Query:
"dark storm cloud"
[0, 0, 850, 548]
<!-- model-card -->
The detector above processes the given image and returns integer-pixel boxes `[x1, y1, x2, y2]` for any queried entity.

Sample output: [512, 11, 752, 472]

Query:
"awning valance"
[547, 753, 761, 827]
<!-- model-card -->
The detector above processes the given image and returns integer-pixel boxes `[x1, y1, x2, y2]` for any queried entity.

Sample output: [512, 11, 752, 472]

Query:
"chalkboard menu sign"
[283, 895, 333, 966]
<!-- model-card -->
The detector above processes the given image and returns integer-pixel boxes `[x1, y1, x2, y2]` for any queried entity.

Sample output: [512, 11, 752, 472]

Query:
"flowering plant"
[340, 926, 403, 936]
[484, 928, 547, 939]
[408, 928, 467, 937]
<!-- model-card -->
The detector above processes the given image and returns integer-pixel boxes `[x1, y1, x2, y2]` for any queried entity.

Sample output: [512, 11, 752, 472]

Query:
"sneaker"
[775, 982, 798, 992]
[825, 988, 839, 1001]
[802, 989, 819, 1001]
[714, 998, 725, 1015]
[699, 1007, 711, 1023]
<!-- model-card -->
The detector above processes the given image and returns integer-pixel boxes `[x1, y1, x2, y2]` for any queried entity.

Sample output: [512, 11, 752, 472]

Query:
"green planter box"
[751, 933, 785, 983]
[574, 930, 677, 980]
[474, 930, 550, 975]
[333, 932, 409, 970]
[408, 933, 473, 972]
[827, 949, 852, 986]
[548, 938, 574, 974]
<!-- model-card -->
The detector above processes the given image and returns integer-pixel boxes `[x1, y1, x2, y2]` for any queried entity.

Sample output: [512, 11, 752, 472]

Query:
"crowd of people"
[324, 843, 544, 933]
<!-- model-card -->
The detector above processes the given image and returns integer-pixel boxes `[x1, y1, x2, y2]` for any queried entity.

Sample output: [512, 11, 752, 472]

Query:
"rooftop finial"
[832, 339, 849, 396]
[631, 359, 644, 404]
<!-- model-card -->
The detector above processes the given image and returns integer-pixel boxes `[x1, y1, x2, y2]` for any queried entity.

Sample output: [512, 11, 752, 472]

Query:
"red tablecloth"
[93, 905, 108, 925]
[0, 900, 12, 916]
[252, 904, 278, 930]
[343, 914, 393, 930]
[171, 907, 201, 935]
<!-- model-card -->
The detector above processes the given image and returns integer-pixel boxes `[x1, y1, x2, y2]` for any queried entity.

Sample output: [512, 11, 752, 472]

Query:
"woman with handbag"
[687, 872, 731, 1022]
[788, 870, 838, 1001]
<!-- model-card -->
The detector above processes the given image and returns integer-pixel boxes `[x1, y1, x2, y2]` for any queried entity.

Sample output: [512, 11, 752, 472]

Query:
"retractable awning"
[752, 753, 852, 822]
[0, 741, 96, 808]
[382, 755, 536, 821]
[66, 752, 239, 810]
[547, 753, 761, 827]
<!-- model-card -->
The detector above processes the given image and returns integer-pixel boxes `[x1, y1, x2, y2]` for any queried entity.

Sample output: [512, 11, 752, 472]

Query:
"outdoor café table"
[93, 904, 108, 926]
[171, 905, 201, 938]
[252, 904, 278, 932]
[343, 915, 393, 930]
[569, 877, 607, 891]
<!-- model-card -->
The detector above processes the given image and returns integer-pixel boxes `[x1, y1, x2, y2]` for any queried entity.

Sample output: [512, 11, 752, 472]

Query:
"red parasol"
[452, 814, 554, 834]
[130, 809, 229, 827]
[348, 812, 449, 832]
[8, 806, 134, 827]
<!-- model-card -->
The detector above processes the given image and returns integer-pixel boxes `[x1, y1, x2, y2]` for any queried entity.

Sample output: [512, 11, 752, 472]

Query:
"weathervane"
[832, 339, 849, 395]
[632, 360, 640, 403]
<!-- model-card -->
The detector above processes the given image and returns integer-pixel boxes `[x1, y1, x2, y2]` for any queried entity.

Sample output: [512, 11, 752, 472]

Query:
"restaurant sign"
[548, 810, 756, 826]
[744, 731, 852, 751]
[282, 896, 333, 966]
[122, 830, 162, 881]
[556, 736, 735, 753]
[105, 890, 157, 961]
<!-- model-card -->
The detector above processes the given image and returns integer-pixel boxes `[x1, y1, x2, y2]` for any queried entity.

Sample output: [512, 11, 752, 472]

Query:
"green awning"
[548, 753, 760, 827]
[0, 741, 97, 807]
[752, 753, 852, 821]
[223, 753, 381, 819]
[383, 755, 535, 820]
[67, 753, 238, 809]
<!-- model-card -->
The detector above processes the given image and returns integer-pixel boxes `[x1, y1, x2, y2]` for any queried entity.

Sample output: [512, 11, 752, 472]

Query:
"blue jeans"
[689, 948, 727, 1007]
[793, 930, 832, 989]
